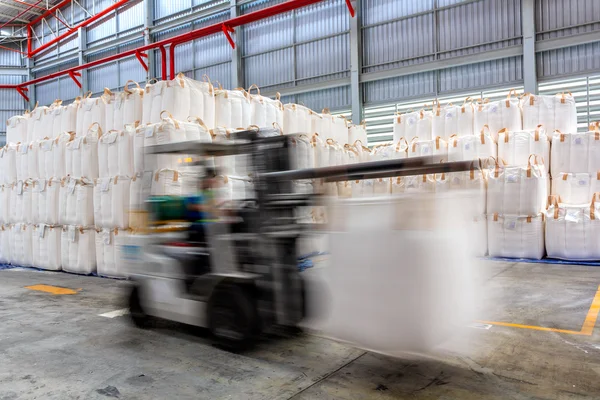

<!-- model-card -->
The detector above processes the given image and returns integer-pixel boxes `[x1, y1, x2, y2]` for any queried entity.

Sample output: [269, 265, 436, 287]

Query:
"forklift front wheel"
[208, 284, 258, 351]
[129, 285, 150, 328]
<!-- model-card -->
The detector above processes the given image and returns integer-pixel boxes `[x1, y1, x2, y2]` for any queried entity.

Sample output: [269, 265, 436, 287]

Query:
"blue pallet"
[485, 257, 600, 266]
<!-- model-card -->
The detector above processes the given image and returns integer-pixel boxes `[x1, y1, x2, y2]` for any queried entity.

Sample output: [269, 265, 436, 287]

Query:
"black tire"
[208, 284, 258, 351]
[129, 285, 150, 328]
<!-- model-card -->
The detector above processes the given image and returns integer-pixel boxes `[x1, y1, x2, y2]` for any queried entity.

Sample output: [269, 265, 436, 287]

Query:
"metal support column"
[230, 0, 243, 89]
[349, 0, 363, 124]
[522, 0, 537, 94]
[144, 0, 155, 80]
[77, 27, 88, 94]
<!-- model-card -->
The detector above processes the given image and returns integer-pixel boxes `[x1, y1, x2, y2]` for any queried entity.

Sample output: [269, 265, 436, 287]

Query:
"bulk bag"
[443, 104, 460, 140]
[312, 134, 328, 168]
[290, 134, 313, 170]
[0, 144, 17, 184]
[0, 184, 10, 224]
[247, 84, 284, 129]
[0, 224, 10, 264]
[130, 122, 147, 175]
[41, 100, 62, 138]
[551, 130, 600, 175]
[210, 127, 237, 176]
[393, 113, 404, 143]
[76, 93, 106, 137]
[416, 109, 432, 141]
[13, 180, 34, 224]
[310, 111, 328, 140]
[487, 213, 545, 259]
[58, 177, 94, 226]
[337, 181, 352, 198]
[32, 224, 61, 271]
[162, 73, 192, 123]
[352, 140, 372, 163]
[431, 101, 445, 140]
[325, 139, 343, 167]
[151, 169, 195, 196]
[93, 176, 131, 229]
[28, 105, 48, 142]
[217, 175, 253, 202]
[404, 175, 435, 193]
[487, 156, 547, 215]
[129, 172, 153, 229]
[95, 228, 125, 278]
[497, 126, 550, 172]
[33, 178, 60, 225]
[16, 142, 39, 181]
[6, 115, 28, 144]
[448, 126, 496, 161]
[11, 223, 33, 266]
[545, 195, 600, 260]
[348, 122, 368, 144]
[215, 89, 251, 129]
[330, 112, 349, 144]
[142, 79, 168, 124]
[98, 129, 134, 178]
[408, 137, 447, 163]
[350, 180, 365, 197]
[61, 226, 96, 274]
[188, 75, 216, 129]
[342, 144, 360, 165]
[501, 89, 523, 133]
[400, 111, 420, 140]
[372, 143, 398, 162]
[552, 173, 600, 204]
[373, 178, 391, 196]
[101, 88, 118, 133]
[434, 173, 450, 192]
[391, 177, 405, 194]
[448, 165, 487, 215]
[65, 123, 101, 179]
[473, 99, 491, 138]
[554, 92, 577, 134]
[60, 97, 80, 134]
[121, 81, 144, 128]
[522, 94, 555, 133]
[283, 104, 312, 135]
[38, 132, 73, 180]
[457, 98, 475, 137]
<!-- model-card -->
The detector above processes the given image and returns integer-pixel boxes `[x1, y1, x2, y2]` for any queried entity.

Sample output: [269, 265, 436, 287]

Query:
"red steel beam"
[0, 0, 343, 92]
[28, 0, 130, 58]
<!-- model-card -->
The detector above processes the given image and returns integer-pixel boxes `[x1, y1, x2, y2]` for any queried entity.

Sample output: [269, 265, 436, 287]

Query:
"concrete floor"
[1, 261, 600, 399]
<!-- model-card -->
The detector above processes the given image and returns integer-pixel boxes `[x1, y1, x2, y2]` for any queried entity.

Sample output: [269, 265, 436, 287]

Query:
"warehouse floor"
[1, 261, 600, 400]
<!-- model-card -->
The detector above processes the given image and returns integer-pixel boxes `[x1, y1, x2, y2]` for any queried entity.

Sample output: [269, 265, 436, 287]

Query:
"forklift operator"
[185, 167, 219, 244]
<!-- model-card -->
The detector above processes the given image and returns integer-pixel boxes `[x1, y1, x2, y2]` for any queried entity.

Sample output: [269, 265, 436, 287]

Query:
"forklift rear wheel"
[129, 285, 150, 328]
[209, 284, 258, 351]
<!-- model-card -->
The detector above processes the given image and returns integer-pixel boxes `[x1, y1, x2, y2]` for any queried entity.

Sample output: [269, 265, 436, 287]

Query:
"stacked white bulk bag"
[290, 135, 313, 170]
[0, 144, 17, 184]
[61, 226, 96, 274]
[431, 101, 446, 140]
[348, 122, 368, 144]
[216, 175, 254, 202]
[210, 127, 237, 176]
[523, 92, 577, 134]
[498, 126, 550, 173]
[545, 195, 600, 260]
[60, 97, 80, 134]
[98, 129, 134, 178]
[473, 99, 490, 138]
[554, 92, 578, 133]
[41, 100, 64, 138]
[13, 180, 34, 224]
[11, 223, 33, 266]
[448, 165, 487, 215]
[283, 104, 312, 135]
[6, 115, 28, 144]
[311, 134, 328, 168]
[32, 224, 61, 271]
[151, 169, 195, 196]
[473, 91, 522, 141]
[324, 139, 343, 167]
[65, 123, 101, 179]
[373, 178, 391, 196]
[487, 213, 545, 259]
[415, 109, 432, 141]
[393, 113, 404, 143]
[397, 110, 421, 141]
[129, 171, 153, 229]
[16, 142, 39, 181]
[93, 176, 131, 229]
[372, 143, 397, 162]
[0, 224, 10, 264]
[457, 98, 475, 136]
[311, 110, 347, 143]
[188, 75, 216, 129]
[76, 93, 106, 137]
[142, 79, 168, 124]
[0, 184, 11, 224]
[104, 81, 144, 133]
[215, 88, 251, 129]
[342, 144, 360, 165]
[28, 105, 48, 142]
[404, 175, 436, 193]
[551, 130, 600, 175]
[38, 132, 72, 180]
[247, 85, 284, 129]
[58, 177, 94, 226]
[96, 228, 127, 278]
[552, 173, 600, 204]
[447, 125, 496, 161]
[162, 73, 192, 123]
[33, 178, 60, 225]
[408, 137, 447, 163]
[486, 156, 547, 215]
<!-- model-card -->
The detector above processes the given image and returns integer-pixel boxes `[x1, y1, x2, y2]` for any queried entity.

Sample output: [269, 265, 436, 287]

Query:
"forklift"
[123, 127, 473, 350]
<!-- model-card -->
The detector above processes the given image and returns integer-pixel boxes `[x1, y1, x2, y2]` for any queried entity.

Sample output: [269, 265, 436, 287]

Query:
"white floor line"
[99, 308, 130, 318]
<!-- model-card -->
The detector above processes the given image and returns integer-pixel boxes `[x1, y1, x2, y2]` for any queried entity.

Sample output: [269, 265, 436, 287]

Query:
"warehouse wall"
[0, 44, 27, 146]
[1, 0, 599, 141]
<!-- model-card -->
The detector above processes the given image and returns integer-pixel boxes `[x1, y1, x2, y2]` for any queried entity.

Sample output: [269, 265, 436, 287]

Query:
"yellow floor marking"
[25, 285, 80, 295]
[477, 285, 600, 336]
